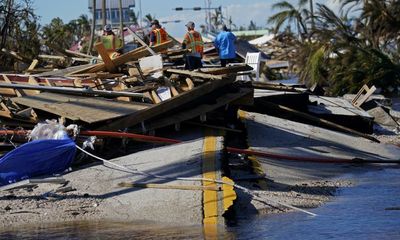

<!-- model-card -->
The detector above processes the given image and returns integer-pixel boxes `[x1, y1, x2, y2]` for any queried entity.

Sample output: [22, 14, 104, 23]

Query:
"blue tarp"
[0, 139, 76, 186]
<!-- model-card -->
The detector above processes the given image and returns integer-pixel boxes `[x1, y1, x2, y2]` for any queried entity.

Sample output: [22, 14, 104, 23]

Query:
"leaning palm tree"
[143, 14, 155, 27]
[297, 3, 400, 95]
[268, 0, 309, 39]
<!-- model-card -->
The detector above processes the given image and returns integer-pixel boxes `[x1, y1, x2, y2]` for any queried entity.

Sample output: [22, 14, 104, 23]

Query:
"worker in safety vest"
[100, 24, 123, 59]
[182, 21, 204, 70]
[149, 20, 169, 46]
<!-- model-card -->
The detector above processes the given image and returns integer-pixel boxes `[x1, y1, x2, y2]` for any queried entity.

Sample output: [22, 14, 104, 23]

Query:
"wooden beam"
[99, 75, 237, 131]
[201, 64, 253, 75]
[130, 88, 252, 133]
[259, 100, 380, 143]
[27, 59, 39, 72]
[165, 69, 224, 81]
[126, 27, 156, 55]
[1, 48, 32, 63]
[2, 74, 22, 97]
[87, 40, 174, 73]
[94, 42, 117, 72]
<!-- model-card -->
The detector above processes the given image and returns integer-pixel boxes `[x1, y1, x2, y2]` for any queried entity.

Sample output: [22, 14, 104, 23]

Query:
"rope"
[75, 145, 317, 217]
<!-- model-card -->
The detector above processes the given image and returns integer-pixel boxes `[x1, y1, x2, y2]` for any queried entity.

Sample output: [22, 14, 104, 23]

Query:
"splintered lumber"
[201, 64, 253, 75]
[38, 55, 91, 62]
[87, 40, 174, 73]
[165, 69, 224, 80]
[118, 182, 221, 191]
[27, 59, 39, 72]
[250, 81, 299, 92]
[94, 42, 117, 72]
[1, 48, 32, 63]
[34, 64, 96, 77]
[259, 100, 380, 143]
[0, 82, 146, 99]
[65, 49, 99, 60]
[99, 75, 237, 131]
[126, 27, 156, 55]
[130, 87, 253, 133]
[12, 92, 152, 123]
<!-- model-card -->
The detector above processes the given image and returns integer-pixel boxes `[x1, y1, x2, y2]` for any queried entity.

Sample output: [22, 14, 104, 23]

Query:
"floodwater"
[1, 167, 400, 239]
[228, 167, 400, 240]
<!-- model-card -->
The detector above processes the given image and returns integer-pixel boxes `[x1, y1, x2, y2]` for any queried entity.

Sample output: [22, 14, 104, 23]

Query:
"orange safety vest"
[152, 28, 168, 45]
[183, 30, 204, 57]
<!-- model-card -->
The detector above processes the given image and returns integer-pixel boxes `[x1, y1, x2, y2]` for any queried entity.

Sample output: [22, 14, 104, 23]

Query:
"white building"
[88, 0, 135, 27]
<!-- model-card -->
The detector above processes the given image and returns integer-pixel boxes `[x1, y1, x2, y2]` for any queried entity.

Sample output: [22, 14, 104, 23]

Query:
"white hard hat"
[104, 24, 112, 32]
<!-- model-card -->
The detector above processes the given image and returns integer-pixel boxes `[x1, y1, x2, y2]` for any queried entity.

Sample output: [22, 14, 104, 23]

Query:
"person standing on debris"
[100, 24, 123, 59]
[214, 24, 236, 67]
[182, 21, 204, 70]
[149, 20, 169, 46]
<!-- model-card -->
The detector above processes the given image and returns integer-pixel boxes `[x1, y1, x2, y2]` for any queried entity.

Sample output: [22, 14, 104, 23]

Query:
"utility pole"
[119, 0, 124, 47]
[102, 0, 106, 27]
[88, 0, 96, 54]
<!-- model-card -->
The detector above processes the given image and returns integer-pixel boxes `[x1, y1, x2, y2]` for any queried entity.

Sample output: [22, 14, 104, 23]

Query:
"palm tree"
[143, 14, 155, 27]
[268, 0, 309, 39]
[296, 3, 400, 95]
[42, 17, 74, 50]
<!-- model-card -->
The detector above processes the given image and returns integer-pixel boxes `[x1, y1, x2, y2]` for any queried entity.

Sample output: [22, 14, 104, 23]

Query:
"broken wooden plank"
[259, 100, 380, 143]
[130, 87, 253, 133]
[201, 64, 253, 75]
[165, 69, 224, 81]
[94, 42, 117, 72]
[352, 85, 377, 108]
[99, 75, 237, 131]
[27, 59, 39, 72]
[87, 40, 174, 73]
[12, 93, 152, 124]
[126, 27, 156, 55]
[1, 48, 32, 63]
[0, 83, 146, 99]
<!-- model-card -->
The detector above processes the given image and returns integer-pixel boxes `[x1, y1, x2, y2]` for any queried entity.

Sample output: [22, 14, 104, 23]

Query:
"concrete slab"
[0, 133, 226, 227]
[240, 110, 400, 183]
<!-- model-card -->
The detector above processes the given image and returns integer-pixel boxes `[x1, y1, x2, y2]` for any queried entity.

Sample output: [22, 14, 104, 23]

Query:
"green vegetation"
[269, 0, 400, 96]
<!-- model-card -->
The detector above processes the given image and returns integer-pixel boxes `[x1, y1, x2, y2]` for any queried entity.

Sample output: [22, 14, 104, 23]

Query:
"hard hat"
[103, 24, 112, 32]
[151, 19, 160, 26]
[185, 21, 195, 28]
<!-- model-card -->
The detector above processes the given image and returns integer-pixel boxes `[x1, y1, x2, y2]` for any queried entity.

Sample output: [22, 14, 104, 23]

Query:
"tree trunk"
[102, 0, 106, 27]
[0, 0, 14, 50]
[88, 0, 96, 54]
[118, 0, 124, 47]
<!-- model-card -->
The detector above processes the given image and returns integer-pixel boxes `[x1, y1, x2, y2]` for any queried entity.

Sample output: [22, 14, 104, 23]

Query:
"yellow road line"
[202, 133, 218, 225]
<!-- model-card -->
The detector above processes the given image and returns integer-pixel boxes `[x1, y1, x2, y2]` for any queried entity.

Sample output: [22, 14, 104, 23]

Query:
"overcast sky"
[34, 0, 342, 37]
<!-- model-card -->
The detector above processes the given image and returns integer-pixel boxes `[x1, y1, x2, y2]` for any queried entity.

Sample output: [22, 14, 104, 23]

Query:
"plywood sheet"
[12, 92, 151, 123]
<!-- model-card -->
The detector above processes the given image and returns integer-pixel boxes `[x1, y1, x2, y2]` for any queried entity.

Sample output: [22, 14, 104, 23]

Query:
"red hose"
[0, 130, 30, 136]
[78, 130, 399, 164]
[1, 129, 396, 164]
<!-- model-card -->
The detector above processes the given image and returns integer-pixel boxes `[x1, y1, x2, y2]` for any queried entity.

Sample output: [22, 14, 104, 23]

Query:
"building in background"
[88, 0, 135, 28]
